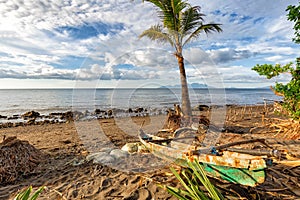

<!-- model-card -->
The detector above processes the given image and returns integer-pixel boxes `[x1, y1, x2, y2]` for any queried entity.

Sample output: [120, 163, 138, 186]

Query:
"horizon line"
[0, 87, 271, 90]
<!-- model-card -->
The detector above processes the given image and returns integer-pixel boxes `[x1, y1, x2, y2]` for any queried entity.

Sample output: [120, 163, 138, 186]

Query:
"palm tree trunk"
[176, 55, 192, 117]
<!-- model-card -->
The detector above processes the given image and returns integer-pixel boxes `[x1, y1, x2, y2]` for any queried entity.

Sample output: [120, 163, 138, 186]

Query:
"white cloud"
[0, 0, 298, 88]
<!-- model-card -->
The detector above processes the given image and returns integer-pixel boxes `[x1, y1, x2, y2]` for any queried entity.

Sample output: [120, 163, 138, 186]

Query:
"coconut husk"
[0, 136, 44, 185]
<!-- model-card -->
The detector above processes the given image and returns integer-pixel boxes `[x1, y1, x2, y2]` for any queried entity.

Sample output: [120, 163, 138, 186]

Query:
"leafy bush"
[252, 60, 300, 119]
[252, 1, 300, 119]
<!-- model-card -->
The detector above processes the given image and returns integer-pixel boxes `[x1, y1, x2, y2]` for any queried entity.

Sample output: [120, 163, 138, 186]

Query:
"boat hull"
[139, 130, 266, 187]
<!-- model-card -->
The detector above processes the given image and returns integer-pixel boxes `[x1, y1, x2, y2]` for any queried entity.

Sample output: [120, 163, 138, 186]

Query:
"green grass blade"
[188, 161, 224, 200]
[15, 186, 32, 200]
[170, 167, 195, 199]
[189, 162, 218, 199]
[165, 186, 189, 200]
[181, 170, 207, 200]
[30, 186, 45, 200]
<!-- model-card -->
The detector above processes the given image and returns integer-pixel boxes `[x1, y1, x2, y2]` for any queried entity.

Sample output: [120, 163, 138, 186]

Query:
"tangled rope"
[0, 137, 44, 185]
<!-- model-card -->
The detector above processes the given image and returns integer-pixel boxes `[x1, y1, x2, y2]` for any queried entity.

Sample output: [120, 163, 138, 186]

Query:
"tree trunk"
[176, 55, 192, 117]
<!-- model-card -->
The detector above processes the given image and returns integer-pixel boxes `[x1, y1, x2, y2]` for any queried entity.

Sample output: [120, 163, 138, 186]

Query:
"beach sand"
[0, 105, 299, 199]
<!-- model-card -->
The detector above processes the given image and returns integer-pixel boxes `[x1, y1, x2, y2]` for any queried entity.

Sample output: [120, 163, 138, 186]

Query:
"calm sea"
[0, 88, 281, 116]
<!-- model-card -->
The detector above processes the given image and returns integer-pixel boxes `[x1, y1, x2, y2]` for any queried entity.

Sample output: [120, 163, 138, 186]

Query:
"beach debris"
[121, 143, 138, 153]
[110, 149, 129, 159]
[86, 152, 115, 164]
[0, 137, 44, 184]
[85, 148, 129, 165]
[163, 104, 182, 132]
[121, 142, 148, 154]
[271, 119, 300, 140]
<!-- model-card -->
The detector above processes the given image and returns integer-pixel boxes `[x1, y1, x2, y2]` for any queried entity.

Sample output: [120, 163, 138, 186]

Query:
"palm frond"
[146, 0, 187, 32]
[142, 0, 222, 50]
[144, 0, 165, 11]
[139, 24, 174, 46]
[180, 6, 204, 35]
[183, 23, 222, 46]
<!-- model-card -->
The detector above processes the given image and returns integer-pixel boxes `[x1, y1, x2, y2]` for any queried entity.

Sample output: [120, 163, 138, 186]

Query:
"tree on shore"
[139, 0, 222, 118]
[252, 1, 300, 119]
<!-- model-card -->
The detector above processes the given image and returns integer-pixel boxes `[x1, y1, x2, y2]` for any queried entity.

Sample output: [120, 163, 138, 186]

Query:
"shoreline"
[0, 104, 275, 129]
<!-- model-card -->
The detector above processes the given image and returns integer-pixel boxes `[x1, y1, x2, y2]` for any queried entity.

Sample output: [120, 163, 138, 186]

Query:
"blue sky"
[0, 0, 298, 88]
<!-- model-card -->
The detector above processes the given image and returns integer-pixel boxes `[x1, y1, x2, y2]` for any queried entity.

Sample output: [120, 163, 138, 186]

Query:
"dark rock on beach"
[61, 111, 74, 121]
[8, 116, 19, 120]
[0, 106, 166, 129]
[135, 107, 144, 113]
[94, 109, 102, 115]
[13, 122, 24, 127]
[26, 118, 36, 125]
[22, 111, 40, 119]
[49, 112, 64, 117]
[107, 109, 113, 116]
[60, 111, 84, 121]
[193, 104, 210, 111]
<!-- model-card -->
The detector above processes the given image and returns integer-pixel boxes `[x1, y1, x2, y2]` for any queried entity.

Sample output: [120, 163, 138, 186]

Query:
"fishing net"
[0, 137, 44, 185]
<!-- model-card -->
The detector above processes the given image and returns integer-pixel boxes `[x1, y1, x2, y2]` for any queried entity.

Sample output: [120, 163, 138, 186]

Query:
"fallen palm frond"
[270, 119, 300, 140]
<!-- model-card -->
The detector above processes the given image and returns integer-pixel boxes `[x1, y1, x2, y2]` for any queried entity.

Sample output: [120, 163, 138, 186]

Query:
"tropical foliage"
[162, 160, 224, 200]
[140, 0, 222, 117]
[286, 0, 300, 44]
[252, 1, 300, 119]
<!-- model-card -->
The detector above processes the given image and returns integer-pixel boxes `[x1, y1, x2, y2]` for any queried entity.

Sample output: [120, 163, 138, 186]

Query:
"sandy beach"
[0, 105, 299, 199]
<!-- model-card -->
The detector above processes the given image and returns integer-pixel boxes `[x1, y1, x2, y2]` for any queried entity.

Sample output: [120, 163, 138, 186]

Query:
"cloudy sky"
[0, 0, 298, 89]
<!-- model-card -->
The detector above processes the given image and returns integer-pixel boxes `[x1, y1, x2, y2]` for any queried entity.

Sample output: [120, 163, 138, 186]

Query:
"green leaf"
[14, 186, 44, 200]
[14, 186, 32, 200]
[165, 186, 189, 200]
[30, 186, 45, 200]
[170, 167, 195, 198]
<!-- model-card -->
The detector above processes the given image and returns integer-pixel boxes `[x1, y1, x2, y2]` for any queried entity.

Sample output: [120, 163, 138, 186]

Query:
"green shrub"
[252, 1, 300, 119]
[252, 60, 300, 119]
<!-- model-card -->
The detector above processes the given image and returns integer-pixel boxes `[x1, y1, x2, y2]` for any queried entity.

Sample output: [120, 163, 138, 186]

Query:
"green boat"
[138, 129, 267, 187]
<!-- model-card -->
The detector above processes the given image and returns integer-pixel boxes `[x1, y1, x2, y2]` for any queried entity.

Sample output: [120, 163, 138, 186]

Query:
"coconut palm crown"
[139, 0, 222, 117]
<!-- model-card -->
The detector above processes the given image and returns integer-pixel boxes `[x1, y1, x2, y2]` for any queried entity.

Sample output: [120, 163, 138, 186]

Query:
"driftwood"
[163, 104, 210, 132]
[163, 105, 182, 132]
[0, 137, 44, 185]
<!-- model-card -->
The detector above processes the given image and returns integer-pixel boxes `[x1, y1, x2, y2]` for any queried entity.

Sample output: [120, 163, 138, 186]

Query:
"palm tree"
[139, 0, 222, 118]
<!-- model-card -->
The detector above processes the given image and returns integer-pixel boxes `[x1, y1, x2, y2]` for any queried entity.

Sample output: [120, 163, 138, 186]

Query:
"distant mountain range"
[160, 83, 271, 89]
[160, 83, 208, 88]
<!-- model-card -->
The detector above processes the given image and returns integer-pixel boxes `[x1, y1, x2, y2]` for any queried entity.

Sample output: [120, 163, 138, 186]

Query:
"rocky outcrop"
[60, 111, 84, 121]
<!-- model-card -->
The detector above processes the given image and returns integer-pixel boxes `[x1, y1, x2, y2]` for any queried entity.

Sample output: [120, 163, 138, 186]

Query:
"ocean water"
[0, 88, 282, 117]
